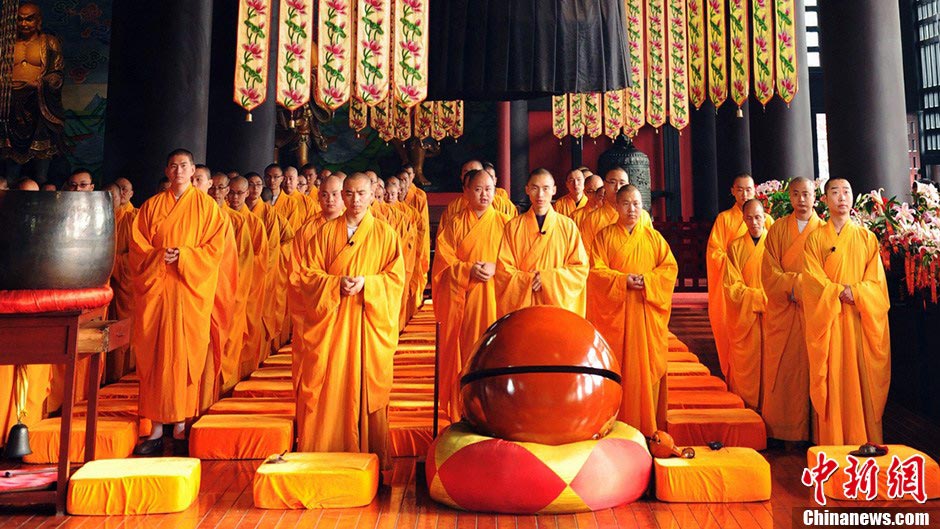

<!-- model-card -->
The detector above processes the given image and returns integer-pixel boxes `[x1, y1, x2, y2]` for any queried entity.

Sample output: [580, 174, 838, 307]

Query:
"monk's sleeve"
[851, 233, 890, 355]
[643, 234, 679, 312]
[298, 235, 343, 320]
[432, 225, 474, 293]
[539, 225, 589, 304]
[495, 224, 533, 315]
[362, 232, 406, 412]
[587, 232, 628, 302]
[176, 206, 230, 290]
[723, 247, 766, 316]
[761, 229, 799, 304]
[363, 234, 407, 325]
[802, 233, 843, 417]
[128, 207, 166, 293]
[706, 219, 728, 281]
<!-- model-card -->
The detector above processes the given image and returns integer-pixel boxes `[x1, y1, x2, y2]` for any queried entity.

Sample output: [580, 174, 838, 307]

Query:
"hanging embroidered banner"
[393, 0, 429, 107]
[568, 93, 585, 138]
[752, 0, 775, 106]
[315, 0, 351, 110]
[624, 0, 646, 136]
[370, 94, 393, 140]
[774, 0, 798, 104]
[355, 0, 392, 105]
[413, 100, 434, 139]
[667, 0, 690, 130]
[450, 100, 464, 139]
[729, 0, 750, 109]
[349, 97, 368, 131]
[584, 92, 603, 139]
[706, 0, 728, 108]
[646, 0, 667, 129]
[603, 91, 624, 139]
[277, 0, 315, 110]
[686, 0, 706, 110]
[551, 95, 568, 139]
[234, 0, 272, 119]
[431, 100, 454, 141]
[392, 99, 412, 140]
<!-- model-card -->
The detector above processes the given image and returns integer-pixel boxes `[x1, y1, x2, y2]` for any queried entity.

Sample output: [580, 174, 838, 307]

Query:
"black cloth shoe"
[133, 437, 164, 456]
[172, 438, 188, 456]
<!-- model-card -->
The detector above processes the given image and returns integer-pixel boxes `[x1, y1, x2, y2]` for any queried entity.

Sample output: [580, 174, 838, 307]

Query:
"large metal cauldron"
[0, 191, 115, 290]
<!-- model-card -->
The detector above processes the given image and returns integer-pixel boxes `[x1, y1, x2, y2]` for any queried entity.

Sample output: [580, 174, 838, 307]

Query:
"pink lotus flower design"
[732, 80, 746, 94]
[402, 0, 422, 11]
[400, 40, 421, 55]
[325, 0, 346, 15]
[777, 31, 793, 47]
[364, 0, 384, 8]
[780, 78, 796, 94]
[243, 42, 264, 61]
[286, 0, 307, 14]
[246, 0, 267, 13]
[399, 84, 420, 101]
[360, 83, 382, 100]
[756, 80, 771, 95]
[282, 88, 304, 104]
[708, 0, 721, 10]
[324, 43, 345, 59]
[710, 41, 722, 54]
[361, 39, 382, 54]
[755, 36, 768, 54]
[322, 86, 345, 103]
[240, 87, 262, 104]
[285, 41, 306, 57]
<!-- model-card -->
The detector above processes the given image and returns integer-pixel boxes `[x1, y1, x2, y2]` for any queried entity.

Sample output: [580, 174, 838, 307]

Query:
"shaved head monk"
[722, 199, 769, 410]
[706, 173, 773, 381]
[573, 174, 605, 230]
[588, 185, 677, 435]
[16, 178, 39, 190]
[387, 174, 420, 327]
[192, 164, 212, 193]
[246, 172, 289, 361]
[292, 172, 405, 475]
[495, 168, 589, 316]
[802, 178, 890, 445]
[432, 169, 512, 419]
[107, 177, 141, 382]
[554, 168, 588, 218]
[129, 149, 231, 455]
[760, 177, 821, 443]
[399, 163, 430, 320]
[114, 177, 135, 218]
[580, 167, 652, 257]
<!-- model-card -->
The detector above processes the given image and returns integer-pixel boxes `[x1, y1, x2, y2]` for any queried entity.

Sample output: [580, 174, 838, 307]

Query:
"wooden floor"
[2, 303, 938, 528]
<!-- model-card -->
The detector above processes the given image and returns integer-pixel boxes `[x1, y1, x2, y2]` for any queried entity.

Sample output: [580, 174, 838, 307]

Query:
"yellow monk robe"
[554, 193, 588, 218]
[760, 212, 822, 441]
[115, 201, 136, 226]
[404, 185, 430, 314]
[273, 192, 303, 345]
[494, 188, 517, 217]
[235, 205, 270, 378]
[218, 208, 254, 394]
[579, 203, 652, 255]
[495, 208, 589, 316]
[106, 208, 138, 382]
[392, 201, 419, 327]
[706, 205, 773, 378]
[200, 210, 238, 412]
[130, 186, 229, 423]
[292, 213, 405, 465]
[803, 221, 890, 445]
[376, 202, 415, 331]
[723, 232, 768, 410]
[250, 200, 288, 357]
[572, 204, 598, 233]
[432, 206, 510, 420]
[288, 212, 333, 381]
[588, 223, 677, 435]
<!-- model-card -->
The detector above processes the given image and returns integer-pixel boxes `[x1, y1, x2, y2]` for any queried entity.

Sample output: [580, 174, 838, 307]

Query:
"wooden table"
[0, 306, 129, 514]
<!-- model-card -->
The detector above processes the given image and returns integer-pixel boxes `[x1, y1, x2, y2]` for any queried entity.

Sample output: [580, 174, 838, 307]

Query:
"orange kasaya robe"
[404, 185, 430, 314]
[288, 211, 334, 379]
[292, 212, 405, 468]
[493, 188, 517, 218]
[250, 200, 288, 358]
[760, 212, 822, 441]
[579, 202, 653, 257]
[432, 206, 510, 420]
[273, 192, 303, 346]
[201, 210, 238, 412]
[235, 205, 270, 379]
[0, 365, 50, 447]
[130, 186, 229, 423]
[495, 208, 589, 317]
[706, 204, 774, 378]
[588, 222, 677, 436]
[554, 193, 588, 218]
[803, 221, 890, 445]
[723, 232, 768, 410]
[218, 208, 254, 394]
[106, 206, 138, 383]
[390, 201, 418, 328]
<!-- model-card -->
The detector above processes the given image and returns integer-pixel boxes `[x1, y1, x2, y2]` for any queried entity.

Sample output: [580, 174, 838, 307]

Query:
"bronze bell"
[3, 422, 32, 459]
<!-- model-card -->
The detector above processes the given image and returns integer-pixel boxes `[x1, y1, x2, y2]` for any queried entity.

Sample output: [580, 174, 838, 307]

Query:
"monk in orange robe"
[432, 169, 511, 420]
[389, 175, 419, 327]
[292, 173, 405, 471]
[580, 167, 652, 256]
[440, 160, 516, 228]
[723, 199, 769, 410]
[266, 164, 302, 346]
[106, 181, 138, 382]
[484, 162, 518, 218]
[247, 172, 289, 360]
[495, 168, 589, 316]
[227, 176, 270, 378]
[706, 174, 773, 379]
[588, 185, 677, 435]
[209, 174, 255, 394]
[572, 174, 605, 231]
[284, 165, 319, 220]
[761, 177, 821, 442]
[129, 149, 230, 455]
[401, 166, 430, 317]
[114, 177, 136, 224]
[803, 178, 890, 445]
[554, 168, 588, 217]
[289, 173, 345, 381]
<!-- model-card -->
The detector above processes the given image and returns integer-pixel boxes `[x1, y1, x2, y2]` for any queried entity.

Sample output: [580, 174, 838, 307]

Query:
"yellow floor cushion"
[666, 362, 711, 376]
[668, 375, 728, 392]
[232, 379, 294, 399]
[67, 457, 200, 515]
[667, 390, 745, 410]
[249, 367, 292, 380]
[24, 418, 138, 464]
[666, 351, 699, 363]
[189, 415, 294, 460]
[98, 382, 139, 400]
[207, 397, 296, 418]
[667, 408, 767, 450]
[807, 445, 940, 502]
[253, 452, 379, 509]
[261, 354, 293, 367]
[655, 447, 771, 502]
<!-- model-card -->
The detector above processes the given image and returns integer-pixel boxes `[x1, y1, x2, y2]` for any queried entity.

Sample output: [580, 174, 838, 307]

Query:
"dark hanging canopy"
[428, 0, 632, 101]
